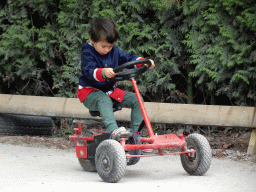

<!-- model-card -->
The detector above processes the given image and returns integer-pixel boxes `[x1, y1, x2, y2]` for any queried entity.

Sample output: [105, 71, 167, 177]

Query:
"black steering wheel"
[110, 59, 151, 81]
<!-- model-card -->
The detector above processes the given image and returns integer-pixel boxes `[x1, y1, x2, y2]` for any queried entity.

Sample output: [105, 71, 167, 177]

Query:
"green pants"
[83, 90, 143, 133]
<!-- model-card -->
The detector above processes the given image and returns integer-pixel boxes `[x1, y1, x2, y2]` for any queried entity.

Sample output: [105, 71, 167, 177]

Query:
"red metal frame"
[70, 78, 195, 159]
[131, 78, 155, 139]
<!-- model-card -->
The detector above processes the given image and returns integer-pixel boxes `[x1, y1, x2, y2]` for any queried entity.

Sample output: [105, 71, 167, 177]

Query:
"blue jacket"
[79, 42, 140, 93]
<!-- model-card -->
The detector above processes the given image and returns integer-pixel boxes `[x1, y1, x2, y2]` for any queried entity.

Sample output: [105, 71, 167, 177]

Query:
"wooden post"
[247, 129, 256, 156]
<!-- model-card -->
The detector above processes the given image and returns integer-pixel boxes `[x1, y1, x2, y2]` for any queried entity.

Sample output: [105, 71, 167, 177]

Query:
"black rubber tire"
[180, 133, 212, 176]
[0, 114, 54, 136]
[78, 158, 97, 172]
[95, 139, 126, 183]
[126, 131, 141, 166]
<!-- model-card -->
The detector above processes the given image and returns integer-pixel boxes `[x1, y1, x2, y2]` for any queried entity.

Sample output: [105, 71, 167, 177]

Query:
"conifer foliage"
[0, 0, 61, 96]
[183, 0, 256, 106]
[0, 0, 255, 106]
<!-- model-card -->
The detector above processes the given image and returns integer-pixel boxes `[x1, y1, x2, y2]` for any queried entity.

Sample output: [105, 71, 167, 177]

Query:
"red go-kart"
[70, 59, 212, 183]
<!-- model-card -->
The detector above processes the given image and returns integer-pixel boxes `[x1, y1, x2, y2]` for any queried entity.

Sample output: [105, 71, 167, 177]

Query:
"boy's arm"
[81, 52, 107, 82]
[118, 47, 145, 68]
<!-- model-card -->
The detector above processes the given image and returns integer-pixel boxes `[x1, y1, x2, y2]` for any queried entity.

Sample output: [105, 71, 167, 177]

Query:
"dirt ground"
[0, 121, 255, 163]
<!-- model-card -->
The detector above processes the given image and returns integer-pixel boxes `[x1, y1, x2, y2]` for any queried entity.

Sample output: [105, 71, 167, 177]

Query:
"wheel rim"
[99, 151, 113, 173]
[187, 145, 197, 160]
[185, 143, 200, 166]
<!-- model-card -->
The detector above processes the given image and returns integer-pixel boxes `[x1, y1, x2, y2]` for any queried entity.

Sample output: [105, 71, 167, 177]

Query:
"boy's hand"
[105, 68, 116, 78]
[145, 59, 155, 69]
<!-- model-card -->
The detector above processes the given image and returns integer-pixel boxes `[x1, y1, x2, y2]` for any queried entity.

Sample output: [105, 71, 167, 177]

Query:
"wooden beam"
[0, 94, 256, 128]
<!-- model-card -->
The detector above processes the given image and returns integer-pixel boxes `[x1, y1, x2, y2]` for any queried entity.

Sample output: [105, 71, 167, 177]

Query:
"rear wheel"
[180, 133, 212, 176]
[126, 131, 141, 166]
[78, 158, 97, 172]
[95, 139, 126, 183]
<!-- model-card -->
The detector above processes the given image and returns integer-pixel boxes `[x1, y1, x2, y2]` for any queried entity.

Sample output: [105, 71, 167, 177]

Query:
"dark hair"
[89, 17, 119, 43]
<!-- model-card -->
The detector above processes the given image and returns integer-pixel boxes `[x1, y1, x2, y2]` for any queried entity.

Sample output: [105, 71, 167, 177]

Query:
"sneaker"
[142, 148, 153, 154]
[110, 127, 133, 141]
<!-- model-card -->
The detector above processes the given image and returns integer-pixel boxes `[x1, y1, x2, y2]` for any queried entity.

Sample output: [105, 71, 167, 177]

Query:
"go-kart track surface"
[0, 143, 255, 192]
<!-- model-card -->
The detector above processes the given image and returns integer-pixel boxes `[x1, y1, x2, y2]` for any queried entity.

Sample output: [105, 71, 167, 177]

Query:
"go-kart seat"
[89, 99, 122, 117]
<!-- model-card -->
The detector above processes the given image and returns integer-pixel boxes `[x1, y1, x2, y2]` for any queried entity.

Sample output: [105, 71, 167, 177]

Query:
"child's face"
[89, 36, 114, 55]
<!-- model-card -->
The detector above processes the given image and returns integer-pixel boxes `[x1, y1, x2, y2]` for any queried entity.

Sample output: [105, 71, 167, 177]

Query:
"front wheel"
[95, 139, 126, 183]
[180, 133, 212, 176]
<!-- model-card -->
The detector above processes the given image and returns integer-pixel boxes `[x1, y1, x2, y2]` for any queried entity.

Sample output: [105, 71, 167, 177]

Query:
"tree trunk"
[210, 90, 215, 105]
[187, 64, 193, 104]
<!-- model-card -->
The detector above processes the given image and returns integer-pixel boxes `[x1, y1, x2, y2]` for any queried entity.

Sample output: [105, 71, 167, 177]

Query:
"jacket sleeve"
[135, 57, 146, 68]
[118, 47, 145, 68]
[81, 50, 106, 82]
[118, 47, 139, 65]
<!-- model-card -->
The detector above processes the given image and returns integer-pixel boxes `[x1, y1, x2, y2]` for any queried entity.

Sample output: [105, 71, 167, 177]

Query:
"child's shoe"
[110, 127, 133, 141]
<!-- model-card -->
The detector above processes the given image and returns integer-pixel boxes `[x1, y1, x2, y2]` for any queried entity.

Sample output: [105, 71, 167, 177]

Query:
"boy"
[77, 17, 155, 139]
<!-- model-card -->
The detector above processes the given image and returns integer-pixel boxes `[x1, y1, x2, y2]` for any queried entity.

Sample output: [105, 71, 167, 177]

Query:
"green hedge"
[183, 0, 256, 106]
[0, 0, 255, 106]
